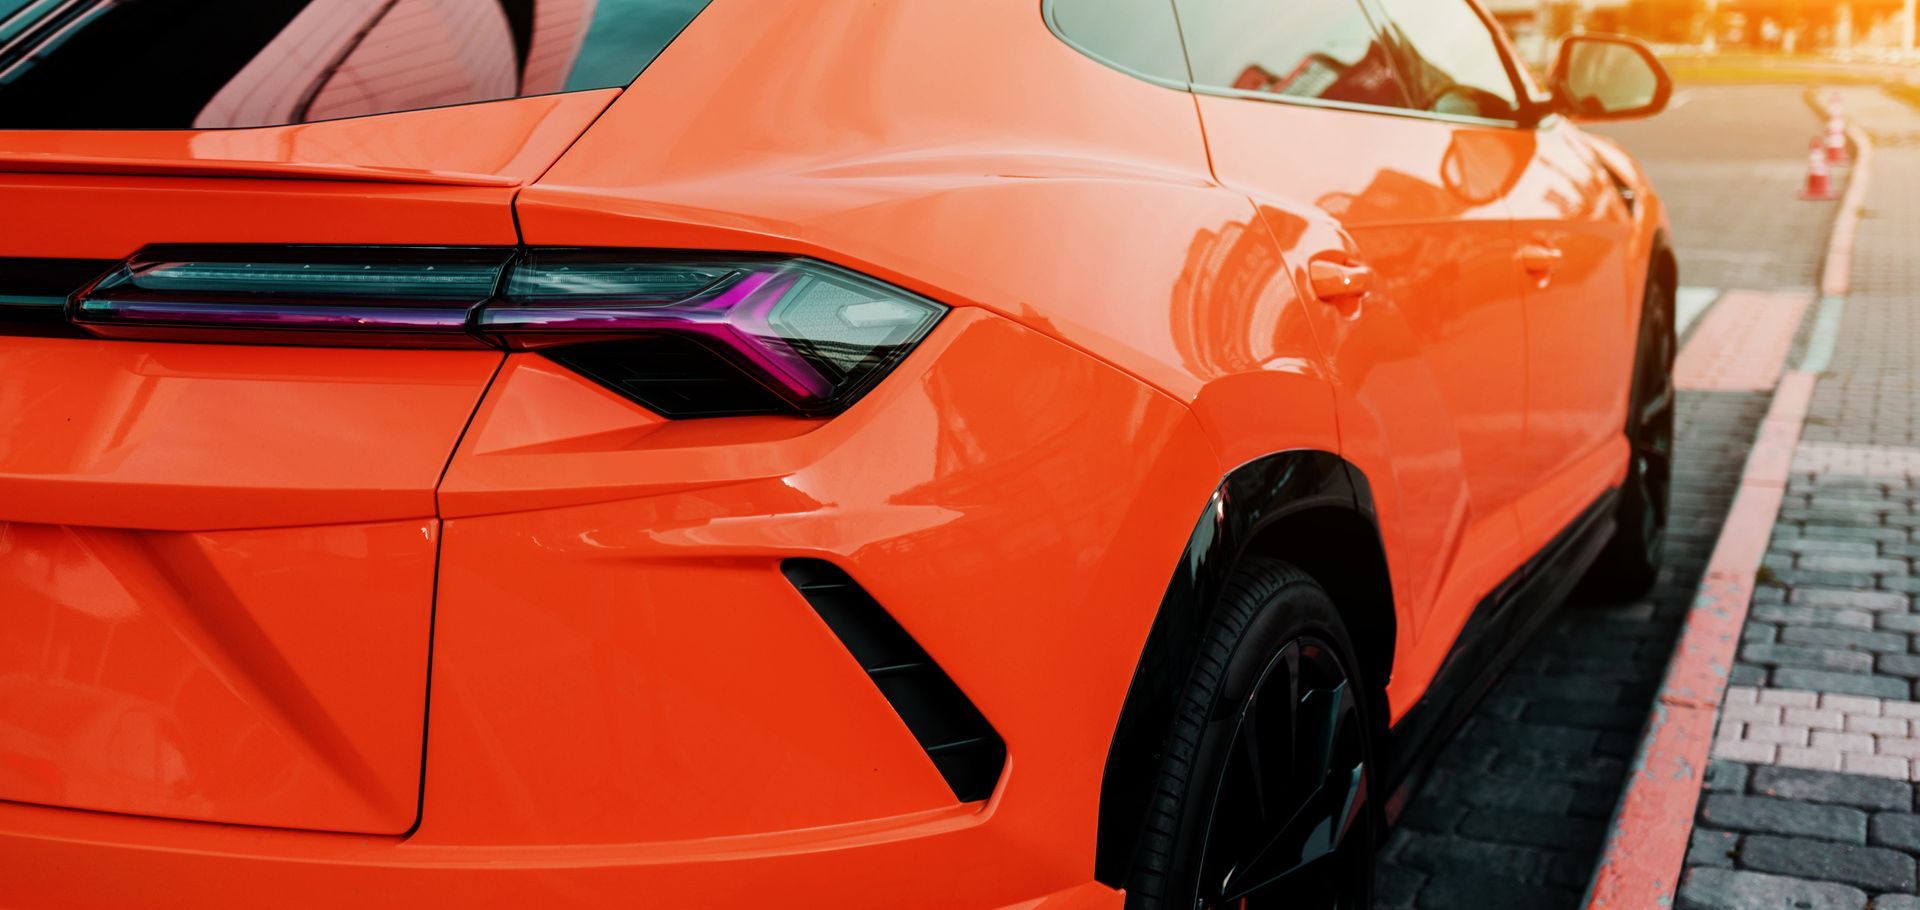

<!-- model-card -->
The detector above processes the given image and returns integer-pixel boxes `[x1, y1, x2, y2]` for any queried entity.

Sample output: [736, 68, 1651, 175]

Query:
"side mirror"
[1549, 34, 1672, 121]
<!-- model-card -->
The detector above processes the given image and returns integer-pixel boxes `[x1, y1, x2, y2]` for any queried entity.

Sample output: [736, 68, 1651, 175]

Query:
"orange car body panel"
[0, 338, 500, 836]
[0, 0, 1667, 906]
[0, 518, 439, 835]
[0, 92, 613, 258]
[1195, 96, 1537, 715]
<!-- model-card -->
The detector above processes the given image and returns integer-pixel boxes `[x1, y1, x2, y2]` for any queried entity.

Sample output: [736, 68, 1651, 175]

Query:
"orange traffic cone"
[1802, 136, 1837, 200]
[1825, 116, 1851, 164]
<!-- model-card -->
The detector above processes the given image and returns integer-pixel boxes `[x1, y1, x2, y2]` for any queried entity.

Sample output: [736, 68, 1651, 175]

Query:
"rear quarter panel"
[514, 0, 1341, 468]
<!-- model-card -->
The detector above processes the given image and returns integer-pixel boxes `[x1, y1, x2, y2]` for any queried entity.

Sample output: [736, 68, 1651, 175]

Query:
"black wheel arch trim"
[1093, 450, 1625, 888]
[1092, 449, 1385, 887]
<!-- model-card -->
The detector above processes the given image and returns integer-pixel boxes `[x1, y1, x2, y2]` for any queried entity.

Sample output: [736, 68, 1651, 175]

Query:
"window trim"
[1190, 83, 1525, 129]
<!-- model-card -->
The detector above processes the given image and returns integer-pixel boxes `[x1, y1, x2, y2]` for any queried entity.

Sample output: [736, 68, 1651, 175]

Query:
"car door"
[1504, 116, 1636, 551]
[1368, 0, 1638, 552]
[1171, 0, 1534, 691]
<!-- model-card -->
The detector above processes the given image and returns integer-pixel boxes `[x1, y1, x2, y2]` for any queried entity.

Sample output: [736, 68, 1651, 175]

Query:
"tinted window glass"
[1371, 0, 1520, 120]
[0, 0, 709, 129]
[1173, 0, 1407, 109]
[1049, 0, 1188, 84]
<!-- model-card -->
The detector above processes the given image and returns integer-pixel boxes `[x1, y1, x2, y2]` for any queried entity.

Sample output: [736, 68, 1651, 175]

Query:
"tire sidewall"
[1133, 562, 1377, 909]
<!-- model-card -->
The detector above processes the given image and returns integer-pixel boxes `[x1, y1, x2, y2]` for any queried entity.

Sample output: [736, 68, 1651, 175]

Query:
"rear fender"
[1093, 451, 1391, 886]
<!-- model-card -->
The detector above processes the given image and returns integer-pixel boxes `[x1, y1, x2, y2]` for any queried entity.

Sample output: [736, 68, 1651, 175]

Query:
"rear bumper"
[0, 310, 1216, 907]
[0, 798, 1120, 909]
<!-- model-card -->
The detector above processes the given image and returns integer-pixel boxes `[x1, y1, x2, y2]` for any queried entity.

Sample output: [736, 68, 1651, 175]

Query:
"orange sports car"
[0, 1, 1674, 907]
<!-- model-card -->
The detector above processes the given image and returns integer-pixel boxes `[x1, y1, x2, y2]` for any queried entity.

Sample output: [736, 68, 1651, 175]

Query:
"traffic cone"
[1802, 136, 1837, 200]
[1825, 115, 1851, 164]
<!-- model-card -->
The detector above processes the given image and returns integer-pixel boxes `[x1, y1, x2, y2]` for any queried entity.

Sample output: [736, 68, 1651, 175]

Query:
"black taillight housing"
[67, 246, 948, 418]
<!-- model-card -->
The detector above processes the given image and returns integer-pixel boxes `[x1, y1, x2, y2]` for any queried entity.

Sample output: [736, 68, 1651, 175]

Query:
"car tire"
[1584, 266, 1676, 599]
[1124, 558, 1377, 909]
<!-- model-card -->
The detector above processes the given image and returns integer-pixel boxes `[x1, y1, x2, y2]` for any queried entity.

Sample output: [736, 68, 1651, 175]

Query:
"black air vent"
[781, 559, 1006, 802]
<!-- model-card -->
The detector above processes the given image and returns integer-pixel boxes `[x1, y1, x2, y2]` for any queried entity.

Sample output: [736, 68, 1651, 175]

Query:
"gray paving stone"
[1800, 555, 1911, 575]
[1778, 626, 1910, 654]
[1753, 603, 1877, 630]
[1457, 718, 1601, 754]
[1744, 642, 1877, 673]
[1879, 575, 1920, 595]
[1372, 864, 1424, 909]
[1707, 760, 1752, 794]
[1731, 663, 1770, 686]
[1675, 867, 1868, 910]
[1869, 812, 1920, 853]
[1779, 538, 1882, 556]
[1773, 668, 1912, 699]
[1878, 613, 1920, 634]
[1517, 700, 1647, 731]
[1876, 653, 1920, 678]
[1739, 834, 1917, 892]
[1411, 770, 1574, 815]
[1413, 876, 1576, 910]
[1873, 895, 1920, 910]
[1778, 569, 1882, 589]
[1701, 795, 1868, 843]
[1688, 827, 1740, 868]
[1456, 810, 1604, 851]
[1794, 526, 1909, 544]
[1392, 831, 1556, 880]
[1397, 798, 1466, 835]
[1749, 766, 1913, 812]
[1793, 588, 1910, 611]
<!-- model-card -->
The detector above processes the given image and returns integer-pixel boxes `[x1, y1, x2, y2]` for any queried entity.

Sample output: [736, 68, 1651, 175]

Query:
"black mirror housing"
[1550, 34, 1672, 121]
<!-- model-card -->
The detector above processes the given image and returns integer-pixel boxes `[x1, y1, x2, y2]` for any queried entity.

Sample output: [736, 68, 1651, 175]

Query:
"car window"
[1172, 0, 1409, 110]
[1049, 0, 1189, 84]
[1370, 0, 1521, 120]
[0, 0, 710, 129]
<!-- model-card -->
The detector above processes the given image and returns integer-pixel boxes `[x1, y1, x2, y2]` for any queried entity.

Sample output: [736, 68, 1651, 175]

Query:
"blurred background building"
[1487, 0, 1918, 61]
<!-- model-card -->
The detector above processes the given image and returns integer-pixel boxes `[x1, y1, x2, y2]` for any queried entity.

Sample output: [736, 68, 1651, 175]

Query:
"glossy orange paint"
[0, 92, 613, 258]
[0, 518, 439, 834]
[0, 338, 497, 836]
[1196, 97, 1535, 711]
[0, 0, 1669, 906]
[1497, 118, 1640, 552]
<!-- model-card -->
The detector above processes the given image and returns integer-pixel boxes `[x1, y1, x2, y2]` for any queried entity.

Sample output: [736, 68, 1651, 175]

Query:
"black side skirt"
[1380, 489, 1619, 822]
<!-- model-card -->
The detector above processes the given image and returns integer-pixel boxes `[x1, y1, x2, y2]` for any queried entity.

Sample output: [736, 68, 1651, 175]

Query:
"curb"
[1581, 93, 1873, 909]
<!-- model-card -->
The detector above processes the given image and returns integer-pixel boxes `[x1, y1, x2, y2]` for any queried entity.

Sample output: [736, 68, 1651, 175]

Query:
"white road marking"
[1675, 285, 1719, 338]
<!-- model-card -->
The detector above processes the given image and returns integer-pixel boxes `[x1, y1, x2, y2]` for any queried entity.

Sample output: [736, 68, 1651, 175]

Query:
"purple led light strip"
[477, 270, 836, 403]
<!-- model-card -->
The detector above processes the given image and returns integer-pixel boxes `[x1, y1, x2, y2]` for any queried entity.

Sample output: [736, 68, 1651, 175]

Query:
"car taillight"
[69, 246, 948, 418]
[73, 247, 512, 349]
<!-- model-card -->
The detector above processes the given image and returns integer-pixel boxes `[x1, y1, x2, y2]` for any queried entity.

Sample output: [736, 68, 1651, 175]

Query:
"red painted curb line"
[1582, 96, 1873, 908]
[1585, 378, 1813, 907]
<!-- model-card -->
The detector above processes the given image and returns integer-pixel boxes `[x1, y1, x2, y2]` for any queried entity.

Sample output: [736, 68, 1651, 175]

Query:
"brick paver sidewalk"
[1677, 87, 1920, 909]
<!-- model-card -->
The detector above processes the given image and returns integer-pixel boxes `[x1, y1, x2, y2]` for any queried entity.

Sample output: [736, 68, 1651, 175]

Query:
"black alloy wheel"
[1126, 559, 1377, 909]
